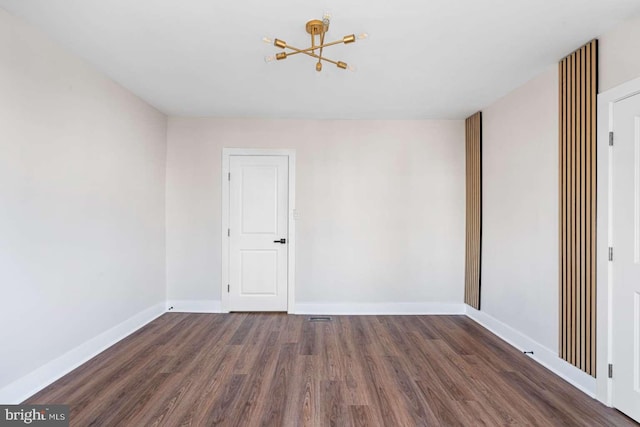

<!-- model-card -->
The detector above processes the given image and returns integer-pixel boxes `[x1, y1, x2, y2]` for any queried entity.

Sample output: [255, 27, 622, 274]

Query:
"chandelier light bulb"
[348, 64, 357, 72]
[264, 55, 276, 63]
[262, 36, 273, 44]
[322, 11, 331, 28]
[357, 32, 369, 40]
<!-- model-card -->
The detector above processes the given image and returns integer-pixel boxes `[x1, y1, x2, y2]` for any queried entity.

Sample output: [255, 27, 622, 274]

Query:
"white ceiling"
[1, 0, 639, 119]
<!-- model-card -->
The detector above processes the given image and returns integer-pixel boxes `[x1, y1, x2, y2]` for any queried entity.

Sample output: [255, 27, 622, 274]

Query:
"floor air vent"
[308, 316, 332, 322]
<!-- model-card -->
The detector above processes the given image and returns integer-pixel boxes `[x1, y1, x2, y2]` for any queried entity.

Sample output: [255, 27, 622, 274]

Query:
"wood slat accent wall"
[559, 40, 598, 377]
[465, 112, 482, 309]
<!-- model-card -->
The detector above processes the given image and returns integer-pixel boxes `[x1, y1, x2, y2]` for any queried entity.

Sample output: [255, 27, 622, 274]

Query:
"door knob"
[273, 238, 286, 244]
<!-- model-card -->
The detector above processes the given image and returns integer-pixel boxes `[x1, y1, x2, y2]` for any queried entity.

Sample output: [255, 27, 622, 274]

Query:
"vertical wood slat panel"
[580, 46, 586, 371]
[586, 41, 592, 375]
[572, 48, 576, 366]
[559, 59, 567, 360]
[590, 40, 598, 376]
[570, 51, 575, 366]
[465, 119, 470, 306]
[559, 40, 598, 377]
[464, 112, 482, 310]
[577, 46, 582, 370]
[476, 111, 479, 308]
[474, 117, 482, 307]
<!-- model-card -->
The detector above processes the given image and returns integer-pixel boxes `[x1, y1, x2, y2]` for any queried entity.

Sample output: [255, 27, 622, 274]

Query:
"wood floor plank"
[334, 317, 372, 406]
[299, 318, 317, 356]
[158, 321, 246, 426]
[348, 405, 377, 427]
[25, 314, 636, 427]
[227, 331, 281, 427]
[321, 380, 346, 427]
[202, 373, 247, 425]
[282, 354, 316, 427]
[323, 321, 346, 382]
[360, 354, 405, 426]
[232, 314, 277, 375]
[501, 370, 581, 425]
[409, 336, 477, 403]
[259, 342, 297, 426]
[384, 355, 440, 425]
[414, 381, 464, 427]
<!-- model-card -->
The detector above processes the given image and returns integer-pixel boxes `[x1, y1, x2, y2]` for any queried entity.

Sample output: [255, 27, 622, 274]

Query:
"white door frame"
[596, 75, 640, 405]
[221, 148, 296, 313]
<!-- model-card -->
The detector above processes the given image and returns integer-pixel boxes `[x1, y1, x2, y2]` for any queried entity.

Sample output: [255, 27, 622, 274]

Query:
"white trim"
[465, 306, 597, 398]
[596, 75, 640, 406]
[166, 300, 222, 313]
[295, 302, 465, 315]
[221, 148, 297, 314]
[0, 302, 166, 404]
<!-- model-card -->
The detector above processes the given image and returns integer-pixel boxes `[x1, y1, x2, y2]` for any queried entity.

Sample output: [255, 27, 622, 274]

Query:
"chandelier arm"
[281, 46, 341, 66]
[306, 52, 341, 66]
[285, 48, 324, 62]
[283, 39, 345, 55]
[280, 45, 311, 58]
[317, 30, 326, 68]
[315, 56, 339, 66]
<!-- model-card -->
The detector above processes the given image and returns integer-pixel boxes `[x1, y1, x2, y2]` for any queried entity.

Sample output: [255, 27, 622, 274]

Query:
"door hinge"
[227, 284, 230, 293]
[609, 247, 614, 261]
[608, 363, 613, 378]
[228, 228, 230, 237]
[228, 172, 231, 181]
[609, 131, 614, 146]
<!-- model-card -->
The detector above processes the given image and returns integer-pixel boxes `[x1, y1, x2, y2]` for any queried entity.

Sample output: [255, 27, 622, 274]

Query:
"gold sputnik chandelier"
[263, 13, 367, 72]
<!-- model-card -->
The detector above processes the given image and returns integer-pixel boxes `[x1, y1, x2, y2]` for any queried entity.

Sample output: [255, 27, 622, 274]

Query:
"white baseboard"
[0, 302, 166, 404]
[294, 302, 465, 315]
[166, 299, 221, 313]
[465, 306, 596, 398]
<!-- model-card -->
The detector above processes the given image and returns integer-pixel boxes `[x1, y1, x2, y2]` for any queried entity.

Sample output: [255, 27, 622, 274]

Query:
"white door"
[612, 92, 640, 422]
[228, 155, 288, 311]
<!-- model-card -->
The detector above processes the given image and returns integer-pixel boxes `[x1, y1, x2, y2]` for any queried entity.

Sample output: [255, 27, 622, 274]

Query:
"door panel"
[241, 166, 278, 234]
[240, 250, 277, 295]
[229, 155, 288, 311]
[612, 92, 640, 422]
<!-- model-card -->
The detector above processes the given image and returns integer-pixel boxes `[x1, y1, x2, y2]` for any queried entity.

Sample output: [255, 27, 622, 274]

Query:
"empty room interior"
[2, 0, 640, 425]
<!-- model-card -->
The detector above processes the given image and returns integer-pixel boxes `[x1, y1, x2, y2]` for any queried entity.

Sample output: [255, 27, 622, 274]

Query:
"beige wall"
[0, 9, 167, 393]
[166, 118, 465, 307]
[481, 67, 559, 351]
[599, 14, 640, 92]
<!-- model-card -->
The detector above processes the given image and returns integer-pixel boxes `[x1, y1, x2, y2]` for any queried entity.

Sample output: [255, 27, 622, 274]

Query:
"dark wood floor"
[27, 313, 636, 426]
